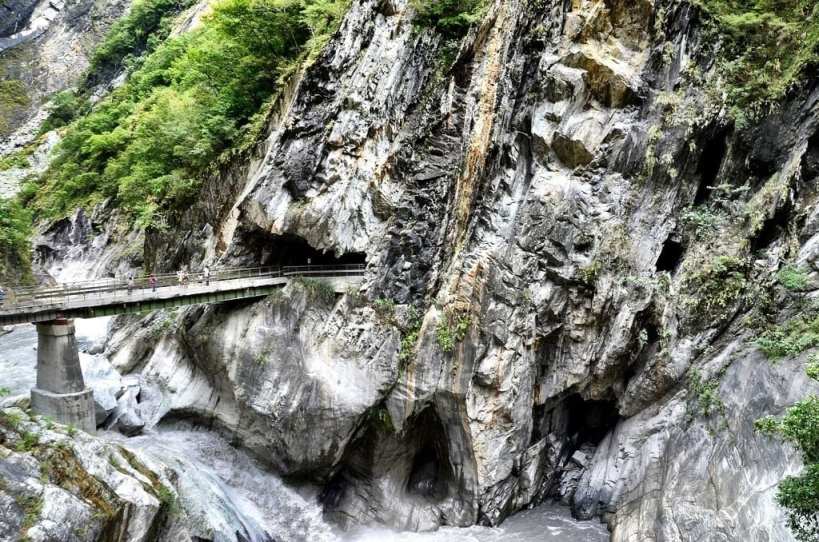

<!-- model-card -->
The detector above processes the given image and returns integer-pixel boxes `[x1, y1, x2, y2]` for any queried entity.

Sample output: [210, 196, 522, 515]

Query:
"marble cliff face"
[3, 0, 819, 540]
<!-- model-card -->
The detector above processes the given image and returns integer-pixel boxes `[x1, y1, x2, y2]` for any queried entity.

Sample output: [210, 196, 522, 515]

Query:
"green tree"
[756, 370, 819, 540]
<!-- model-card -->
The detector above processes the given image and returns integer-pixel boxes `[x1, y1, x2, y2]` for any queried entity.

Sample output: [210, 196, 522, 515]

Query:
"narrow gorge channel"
[0, 321, 606, 541]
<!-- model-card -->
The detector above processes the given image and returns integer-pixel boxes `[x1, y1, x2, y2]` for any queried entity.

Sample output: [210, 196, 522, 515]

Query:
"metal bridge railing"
[0, 264, 366, 314]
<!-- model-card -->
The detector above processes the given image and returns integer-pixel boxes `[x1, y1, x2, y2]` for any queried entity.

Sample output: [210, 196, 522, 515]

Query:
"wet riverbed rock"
[0, 408, 190, 541]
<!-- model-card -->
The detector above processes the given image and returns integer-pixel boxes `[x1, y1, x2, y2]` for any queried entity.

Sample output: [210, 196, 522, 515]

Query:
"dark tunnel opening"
[750, 202, 791, 253]
[655, 237, 684, 273]
[238, 228, 366, 268]
[565, 394, 621, 448]
[802, 129, 819, 180]
[405, 408, 454, 503]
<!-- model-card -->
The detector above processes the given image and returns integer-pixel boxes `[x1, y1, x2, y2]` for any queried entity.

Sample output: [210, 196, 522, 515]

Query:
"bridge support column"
[30, 320, 95, 433]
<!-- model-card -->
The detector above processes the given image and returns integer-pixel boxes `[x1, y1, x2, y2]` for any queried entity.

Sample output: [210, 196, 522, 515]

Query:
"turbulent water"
[0, 317, 111, 396]
[0, 322, 608, 542]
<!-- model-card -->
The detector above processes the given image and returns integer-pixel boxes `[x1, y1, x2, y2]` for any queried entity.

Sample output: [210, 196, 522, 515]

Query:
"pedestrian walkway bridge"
[0, 264, 366, 326]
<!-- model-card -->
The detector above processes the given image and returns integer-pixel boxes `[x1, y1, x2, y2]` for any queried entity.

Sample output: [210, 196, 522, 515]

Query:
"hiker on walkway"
[177, 269, 185, 286]
[127, 272, 135, 295]
[203, 266, 211, 286]
[149, 273, 157, 292]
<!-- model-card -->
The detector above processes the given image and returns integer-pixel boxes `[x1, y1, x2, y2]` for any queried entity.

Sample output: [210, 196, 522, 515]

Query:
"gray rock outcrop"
[17, 0, 819, 540]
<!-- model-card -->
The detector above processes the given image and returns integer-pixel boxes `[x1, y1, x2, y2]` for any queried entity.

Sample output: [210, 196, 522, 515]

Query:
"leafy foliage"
[0, 80, 30, 136]
[807, 354, 819, 381]
[756, 361, 819, 542]
[155, 484, 180, 516]
[777, 465, 819, 542]
[756, 313, 819, 360]
[399, 306, 422, 363]
[87, 0, 198, 80]
[294, 277, 336, 306]
[680, 206, 725, 240]
[31, 0, 350, 228]
[697, 0, 819, 125]
[411, 0, 487, 36]
[688, 369, 726, 418]
[38, 91, 88, 135]
[579, 261, 602, 288]
[684, 255, 748, 320]
[15, 431, 39, 453]
[373, 298, 396, 321]
[777, 265, 811, 291]
[17, 494, 43, 534]
[0, 145, 34, 171]
[0, 198, 33, 283]
[435, 311, 471, 353]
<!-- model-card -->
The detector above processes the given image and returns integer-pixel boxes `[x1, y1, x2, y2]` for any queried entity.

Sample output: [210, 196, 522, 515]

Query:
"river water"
[0, 321, 609, 542]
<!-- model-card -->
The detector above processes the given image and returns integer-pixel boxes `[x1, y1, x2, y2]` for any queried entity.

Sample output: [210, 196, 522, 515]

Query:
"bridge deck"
[0, 265, 365, 326]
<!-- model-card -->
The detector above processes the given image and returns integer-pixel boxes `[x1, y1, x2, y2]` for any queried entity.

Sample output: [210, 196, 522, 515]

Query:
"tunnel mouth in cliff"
[405, 408, 454, 503]
[238, 227, 366, 268]
[655, 237, 684, 273]
[565, 395, 620, 448]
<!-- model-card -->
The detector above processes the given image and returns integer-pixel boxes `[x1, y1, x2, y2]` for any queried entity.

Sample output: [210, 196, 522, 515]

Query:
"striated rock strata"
[17, 0, 819, 540]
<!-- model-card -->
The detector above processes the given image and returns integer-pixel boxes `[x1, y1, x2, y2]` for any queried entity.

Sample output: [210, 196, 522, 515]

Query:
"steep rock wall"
[28, 0, 819, 539]
[0, 0, 133, 142]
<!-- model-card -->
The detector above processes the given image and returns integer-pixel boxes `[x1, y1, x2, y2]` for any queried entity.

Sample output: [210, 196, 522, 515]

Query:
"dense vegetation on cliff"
[757, 362, 819, 541]
[698, 0, 819, 124]
[411, 0, 486, 35]
[0, 198, 32, 283]
[23, 0, 349, 229]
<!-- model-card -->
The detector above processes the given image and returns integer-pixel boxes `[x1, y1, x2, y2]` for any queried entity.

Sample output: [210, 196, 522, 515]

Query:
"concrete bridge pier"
[30, 319, 95, 433]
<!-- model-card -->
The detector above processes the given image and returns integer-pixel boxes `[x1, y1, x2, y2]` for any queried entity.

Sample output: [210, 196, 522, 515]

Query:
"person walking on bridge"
[149, 273, 157, 292]
[127, 272, 135, 295]
[203, 266, 211, 286]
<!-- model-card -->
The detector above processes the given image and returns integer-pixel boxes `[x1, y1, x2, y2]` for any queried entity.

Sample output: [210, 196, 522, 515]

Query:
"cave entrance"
[405, 408, 454, 503]
[655, 237, 684, 273]
[750, 202, 791, 253]
[694, 129, 729, 205]
[240, 228, 366, 268]
[565, 394, 620, 447]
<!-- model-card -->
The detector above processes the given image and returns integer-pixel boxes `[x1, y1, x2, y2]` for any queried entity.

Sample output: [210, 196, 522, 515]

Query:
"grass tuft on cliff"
[696, 0, 819, 125]
[27, 0, 350, 229]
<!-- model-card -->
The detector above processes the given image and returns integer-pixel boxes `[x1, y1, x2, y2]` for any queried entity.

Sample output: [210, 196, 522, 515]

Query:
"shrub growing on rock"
[31, 0, 351, 228]
[411, 0, 487, 36]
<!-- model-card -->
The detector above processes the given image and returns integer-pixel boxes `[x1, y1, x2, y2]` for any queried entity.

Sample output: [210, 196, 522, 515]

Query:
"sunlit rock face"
[0, 0, 133, 136]
[0, 0, 135, 202]
[16, 0, 819, 539]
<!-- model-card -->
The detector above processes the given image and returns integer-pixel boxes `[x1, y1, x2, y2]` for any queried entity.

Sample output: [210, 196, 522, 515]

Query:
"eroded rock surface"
[18, 0, 819, 540]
